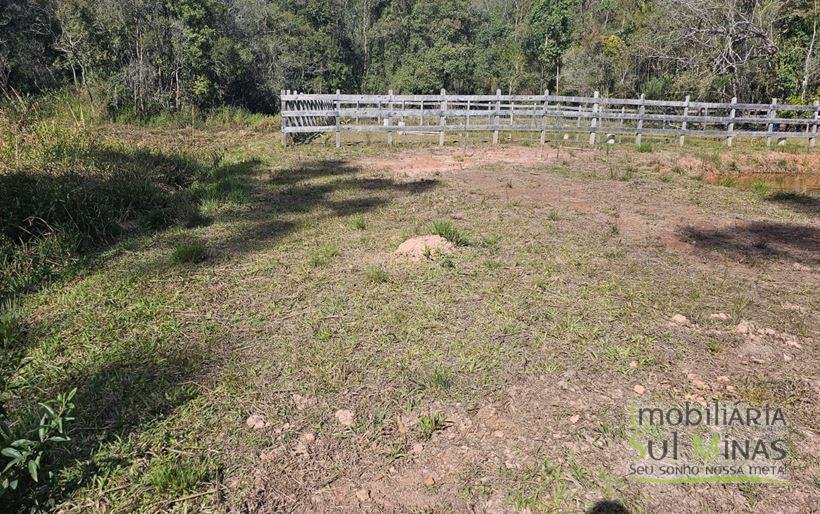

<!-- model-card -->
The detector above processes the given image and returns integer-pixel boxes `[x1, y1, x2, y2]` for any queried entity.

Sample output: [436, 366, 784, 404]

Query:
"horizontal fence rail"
[280, 89, 819, 148]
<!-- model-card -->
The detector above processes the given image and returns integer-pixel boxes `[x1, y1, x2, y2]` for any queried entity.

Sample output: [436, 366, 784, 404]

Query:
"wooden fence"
[280, 89, 819, 148]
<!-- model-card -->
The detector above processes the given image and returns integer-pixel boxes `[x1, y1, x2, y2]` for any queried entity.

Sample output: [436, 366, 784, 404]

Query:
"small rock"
[335, 409, 355, 427]
[781, 302, 804, 312]
[292, 393, 316, 411]
[245, 414, 269, 429]
[710, 312, 731, 321]
[411, 443, 424, 454]
[783, 353, 792, 362]
[423, 476, 436, 487]
[726, 385, 736, 393]
[717, 375, 730, 383]
[294, 431, 316, 457]
[735, 321, 752, 334]
[688, 374, 708, 390]
[492, 430, 505, 438]
[629, 360, 638, 368]
[633, 384, 646, 395]
[450, 211, 465, 220]
[396, 235, 455, 261]
[671, 314, 690, 326]
[569, 414, 581, 424]
[355, 488, 370, 502]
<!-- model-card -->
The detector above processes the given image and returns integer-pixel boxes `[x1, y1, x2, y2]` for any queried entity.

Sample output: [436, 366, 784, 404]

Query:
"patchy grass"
[2, 123, 817, 512]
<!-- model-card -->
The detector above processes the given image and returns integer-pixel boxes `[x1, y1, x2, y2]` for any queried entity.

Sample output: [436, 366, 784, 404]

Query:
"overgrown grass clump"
[0, 102, 252, 301]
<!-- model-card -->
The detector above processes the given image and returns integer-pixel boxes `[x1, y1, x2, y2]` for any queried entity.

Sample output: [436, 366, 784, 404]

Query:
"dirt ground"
[229, 144, 818, 513]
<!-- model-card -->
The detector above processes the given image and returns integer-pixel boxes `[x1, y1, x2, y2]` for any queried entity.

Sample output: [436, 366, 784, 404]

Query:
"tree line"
[1, 0, 817, 116]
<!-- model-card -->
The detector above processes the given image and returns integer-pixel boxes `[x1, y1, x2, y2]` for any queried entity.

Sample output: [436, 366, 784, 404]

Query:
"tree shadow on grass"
[678, 221, 820, 265]
[3, 155, 439, 508]
[207, 159, 438, 259]
[765, 191, 820, 217]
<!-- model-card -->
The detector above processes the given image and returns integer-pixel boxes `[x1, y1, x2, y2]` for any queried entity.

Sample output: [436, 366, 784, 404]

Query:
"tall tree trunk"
[801, 16, 817, 102]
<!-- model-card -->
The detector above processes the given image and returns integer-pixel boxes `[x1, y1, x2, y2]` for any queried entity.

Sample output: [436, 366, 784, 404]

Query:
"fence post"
[726, 96, 737, 147]
[280, 90, 288, 146]
[493, 89, 501, 144]
[766, 98, 777, 147]
[679, 95, 690, 147]
[810, 100, 819, 147]
[540, 89, 549, 145]
[466, 98, 471, 137]
[334, 89, 341, 148]
[589, 90, 599, 145]
[439, 88, 446, 146]
[635, 93, 645, 146]
[387, 90, 394, 146]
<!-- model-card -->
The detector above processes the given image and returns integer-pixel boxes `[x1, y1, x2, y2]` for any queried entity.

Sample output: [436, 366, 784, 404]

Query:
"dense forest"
[1, 0, 818, 115]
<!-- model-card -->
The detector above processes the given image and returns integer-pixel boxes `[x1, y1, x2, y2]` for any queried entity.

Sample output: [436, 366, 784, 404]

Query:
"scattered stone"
[629, 360, 638, 368]
[335, 409, 355, 428]
[725, 385, 736, 393]
[492, 430, 505, 438]
[245, 414, 269, 429]
[355, 488, 370, 502]
[450, 211, 465, 220]
[423, 476, 436, 487]
[396, 235, 454, 261]
[783, 353, 793, 362]
[782, 302, 804, 312]
[735, 320, 752, 334]
[687, 373, 708, 390]
[292, 393, 316, 411]
[411, 443, 424, 454]
[710, 312, 731, 321]
[569, 414, 581, 424]
[633, 384, 646, 395]
[717, 375, 730, 383]
[294, 431, 315, 457]
[671, 314, 690, 326]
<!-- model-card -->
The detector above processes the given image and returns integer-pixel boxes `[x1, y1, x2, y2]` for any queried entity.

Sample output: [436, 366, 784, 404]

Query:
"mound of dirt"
[396, 235, 454, 261]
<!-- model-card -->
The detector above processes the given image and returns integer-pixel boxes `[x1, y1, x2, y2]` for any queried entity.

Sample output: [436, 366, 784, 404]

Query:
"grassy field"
[1, 115, 818, 512]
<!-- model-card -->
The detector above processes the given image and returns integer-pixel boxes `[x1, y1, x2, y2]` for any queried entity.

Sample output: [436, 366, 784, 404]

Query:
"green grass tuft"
[637, 142, 652, 153]
[431, 220, 469, 245]
[171, 242, 209, 264]
[365, 266, 390, 283]
[749, 181, 770, 195]
[143, 457, 209, 495]
[308, 245, 339, 267]
[350, 215, 366, 230]
[719, 177, 737, 188]
[418, 412, 447, 439]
